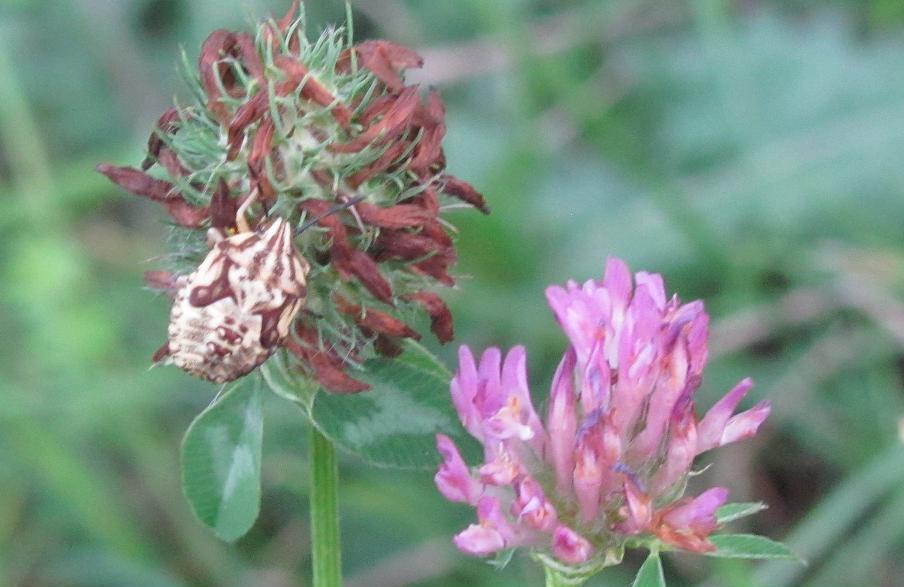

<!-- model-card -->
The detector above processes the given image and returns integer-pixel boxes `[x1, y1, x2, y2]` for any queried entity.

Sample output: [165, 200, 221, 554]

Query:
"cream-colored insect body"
[156, 193, 310, 383]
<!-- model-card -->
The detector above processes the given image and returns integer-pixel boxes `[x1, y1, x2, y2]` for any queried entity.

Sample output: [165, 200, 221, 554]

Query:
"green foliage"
[263, 340, 476, 469]
[716, 502, 769, 524]
[181, 379, 263, 541]
[633, 552, 666, 587]
[706, 535, 799, 561]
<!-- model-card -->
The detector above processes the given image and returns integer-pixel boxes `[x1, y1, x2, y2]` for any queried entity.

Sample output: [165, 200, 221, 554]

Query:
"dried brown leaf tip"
[98, 4, 487, 391]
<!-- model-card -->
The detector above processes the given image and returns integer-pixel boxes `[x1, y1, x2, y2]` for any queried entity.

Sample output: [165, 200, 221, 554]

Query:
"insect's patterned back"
[164, 218, 309, 383]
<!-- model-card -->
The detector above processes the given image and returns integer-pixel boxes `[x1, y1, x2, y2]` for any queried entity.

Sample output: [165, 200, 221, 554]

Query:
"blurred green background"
[3, 0, 904, 585]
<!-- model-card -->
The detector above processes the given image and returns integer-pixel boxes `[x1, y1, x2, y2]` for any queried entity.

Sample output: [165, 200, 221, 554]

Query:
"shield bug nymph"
[154, 191, 313, 383]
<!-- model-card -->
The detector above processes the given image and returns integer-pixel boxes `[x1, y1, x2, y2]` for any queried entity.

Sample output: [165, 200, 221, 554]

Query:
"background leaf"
[181, 379, 263, 542]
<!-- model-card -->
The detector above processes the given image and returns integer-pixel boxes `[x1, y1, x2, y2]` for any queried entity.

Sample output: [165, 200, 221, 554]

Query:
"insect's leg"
[235, 189, 260, 233]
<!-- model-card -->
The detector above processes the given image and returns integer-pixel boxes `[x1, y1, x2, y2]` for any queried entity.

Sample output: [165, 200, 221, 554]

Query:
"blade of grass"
[754, 443, 904, 587]
[4, 417, 147, 558]
[800, 485, 904, 587]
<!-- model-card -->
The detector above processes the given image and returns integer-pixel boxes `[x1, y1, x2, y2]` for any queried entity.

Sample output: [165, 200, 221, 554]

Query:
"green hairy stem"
[310, 426, 342, 587]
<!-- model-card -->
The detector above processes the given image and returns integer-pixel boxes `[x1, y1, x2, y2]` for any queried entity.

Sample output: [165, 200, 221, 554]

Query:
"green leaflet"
[262, 340, 480, 469]
[707, 534, 800, 560]
[181, 379, 263, 542]
[716, 502, 768, 524]
[633, 551, 666, 587]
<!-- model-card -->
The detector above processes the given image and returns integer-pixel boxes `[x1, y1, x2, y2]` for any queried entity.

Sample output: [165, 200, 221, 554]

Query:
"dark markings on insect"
[153, 192, 362, 383]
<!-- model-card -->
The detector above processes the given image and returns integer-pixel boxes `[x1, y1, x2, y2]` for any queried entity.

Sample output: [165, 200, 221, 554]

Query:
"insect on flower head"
[98, 3, 488, 390]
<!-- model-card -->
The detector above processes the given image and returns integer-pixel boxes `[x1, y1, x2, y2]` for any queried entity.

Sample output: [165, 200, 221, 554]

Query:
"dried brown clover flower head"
[98, 2, 488, 392]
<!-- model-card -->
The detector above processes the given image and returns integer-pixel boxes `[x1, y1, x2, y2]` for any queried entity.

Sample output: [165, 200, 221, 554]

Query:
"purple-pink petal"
[697, 378, 756, 454]
[603, 257, 632, 317]
[451, 346, 482, 437]
[478, 447, 522, 486]
[544, 283, 602, 365]
[453, 524, 505, 556]
[720, 401, 771, 447]
[513, 476, 558, 532]
[547, 349, 577, 495]
[650, 401, 698, 495]
[551, 525, 594, 565]
[435, 434, 482, 505]
[475, 347, 503, 417]
[621, 478, 652, 534]
[661, 487, 729, 532]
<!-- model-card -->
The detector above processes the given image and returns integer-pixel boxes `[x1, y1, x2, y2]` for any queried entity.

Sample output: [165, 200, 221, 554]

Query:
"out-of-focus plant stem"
[544, 568, 587, 587]
[310, 426, 342, 587]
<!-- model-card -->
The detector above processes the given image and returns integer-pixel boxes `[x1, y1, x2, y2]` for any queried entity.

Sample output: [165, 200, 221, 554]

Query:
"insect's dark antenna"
[295, 195, 366, 235]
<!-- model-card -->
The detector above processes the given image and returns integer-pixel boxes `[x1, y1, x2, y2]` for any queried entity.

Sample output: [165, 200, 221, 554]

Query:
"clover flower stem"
[543, 566, 589, 587]
[310, 425, 342, 587]
[534, 553, 606, 587]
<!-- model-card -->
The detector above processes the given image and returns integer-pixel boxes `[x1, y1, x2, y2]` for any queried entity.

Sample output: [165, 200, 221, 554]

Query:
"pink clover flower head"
[436, 257, 771, 565]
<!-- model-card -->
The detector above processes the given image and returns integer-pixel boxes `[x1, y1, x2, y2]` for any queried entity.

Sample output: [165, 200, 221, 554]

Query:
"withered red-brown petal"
[299, 198, 348, 237]
[373, 334, 403, 358]
[96, 164, 209, 228]
[409, 126, 445, 176]
[198, 30, 236, 124]
[329, 87, 419, 154]
[250, 117, 275, 165]
[409, 90, 447, 175]
[356, 202, 433, 229]
[309, 169, 334, 189]
[97, 164, 174, 201]
[285, 338, 370, 393]
[210, 180, 238, 230]
[308, 351, 370, 393]
[408, 127, 446, 178]
[350, 40, 423, 91]
[157, 147, 190, 178]
[420, 89, 446, 126]
[413, 254, 455, 287]
[277, 0, 300, 32]
[360, 94, 396, 126]
[373, 230, 438, 261]
[274, 56, 351, 128]
[163, 200, 211, 228]
[232, 32, 265, 82]
[331, 294, 359, 315]
[407, 186, 440, 215]
[406, 291, 454, 343]
[152, 341, 171, 362]
[299, 200, 411, 302]
[331, 244, 395, 304]
[143, 107, 180, 170]
[346, 141, 409, 188]
[249, 161, 277, 202]
[199, 30, 266, 124]
[420, 218, 454, 250]
[144, 270, 179, 293]
[334, 295, 419, 340]
[263, 1, 301, 53]
[353, 250, 394, 303]
[442, 175, 490, 214]
[362, 310, 420, 340]
[227, 90, 270, 160]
